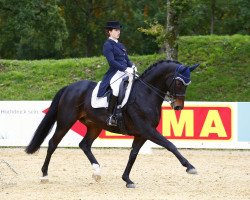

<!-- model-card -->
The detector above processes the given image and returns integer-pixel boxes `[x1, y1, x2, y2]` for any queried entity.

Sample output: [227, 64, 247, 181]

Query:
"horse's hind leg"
[41, 125, 72, 180]
[79, 125, 102, 182]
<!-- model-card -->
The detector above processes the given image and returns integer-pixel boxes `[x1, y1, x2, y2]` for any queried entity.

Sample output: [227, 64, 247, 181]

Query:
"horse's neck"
[137, 63, 175, 107]
[142, 63, 174, 92]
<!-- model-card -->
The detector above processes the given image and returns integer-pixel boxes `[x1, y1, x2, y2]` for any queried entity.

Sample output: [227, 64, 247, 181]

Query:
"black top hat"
[105, 21, 122, 29]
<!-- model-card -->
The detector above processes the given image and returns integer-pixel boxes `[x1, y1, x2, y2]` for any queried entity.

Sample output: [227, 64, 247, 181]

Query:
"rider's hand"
[132, 65, 138, 72]
[125, 67, 134, 74]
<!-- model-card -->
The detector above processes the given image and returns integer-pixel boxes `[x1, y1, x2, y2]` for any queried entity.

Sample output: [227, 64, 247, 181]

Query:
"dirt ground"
[0, 147, 250, 200]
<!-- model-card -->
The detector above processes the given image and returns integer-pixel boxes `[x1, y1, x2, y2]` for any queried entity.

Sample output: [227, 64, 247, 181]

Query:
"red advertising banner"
[71, 105, 232, 141]
[160, 106, 232, 140]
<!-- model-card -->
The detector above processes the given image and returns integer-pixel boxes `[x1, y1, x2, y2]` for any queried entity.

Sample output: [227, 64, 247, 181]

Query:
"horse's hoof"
[126, 183, 136, 188]
[92, 173, 101, 182]
[186, 168, 197, 174]
[92, 163, 101, 182]
[40, 176, 49, 183]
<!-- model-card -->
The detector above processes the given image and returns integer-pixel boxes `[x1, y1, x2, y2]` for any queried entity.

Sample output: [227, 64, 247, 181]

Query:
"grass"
[0, 35, 249, 101]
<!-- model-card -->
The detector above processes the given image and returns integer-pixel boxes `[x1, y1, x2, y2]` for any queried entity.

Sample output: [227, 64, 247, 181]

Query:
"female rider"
[97, 21, 135, 126]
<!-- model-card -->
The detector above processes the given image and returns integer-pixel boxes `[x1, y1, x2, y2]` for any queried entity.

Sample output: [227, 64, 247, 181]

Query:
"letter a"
[200, 110, 227, 137]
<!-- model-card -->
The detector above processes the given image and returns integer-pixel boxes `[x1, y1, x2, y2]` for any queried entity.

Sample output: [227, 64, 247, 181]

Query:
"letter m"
[162, 110, 194, 137]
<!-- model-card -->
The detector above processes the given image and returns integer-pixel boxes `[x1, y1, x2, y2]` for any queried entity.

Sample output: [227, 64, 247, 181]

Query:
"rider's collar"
[109, 37, 118, 43]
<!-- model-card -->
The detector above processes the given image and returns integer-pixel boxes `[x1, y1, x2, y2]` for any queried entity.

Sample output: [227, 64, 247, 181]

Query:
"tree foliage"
[59, 0, 163, 57]
[0, 0, 249, 59]
[0, 0, 68, 59]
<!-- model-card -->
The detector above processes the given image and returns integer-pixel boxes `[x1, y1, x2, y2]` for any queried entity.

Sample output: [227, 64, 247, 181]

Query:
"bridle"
[136, 75, 172, 101]
[135, 65, 190, 104]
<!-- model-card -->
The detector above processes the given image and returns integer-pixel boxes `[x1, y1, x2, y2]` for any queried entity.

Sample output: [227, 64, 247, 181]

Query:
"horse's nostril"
[174, 106, 183, 110]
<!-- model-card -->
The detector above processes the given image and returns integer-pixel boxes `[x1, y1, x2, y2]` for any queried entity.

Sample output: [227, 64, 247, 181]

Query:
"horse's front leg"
[148, 128, 197, 174]
[122, 136, 146, 188]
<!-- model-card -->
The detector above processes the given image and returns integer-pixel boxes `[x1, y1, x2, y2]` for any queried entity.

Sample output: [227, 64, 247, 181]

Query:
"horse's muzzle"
[171, 98, 184, 110]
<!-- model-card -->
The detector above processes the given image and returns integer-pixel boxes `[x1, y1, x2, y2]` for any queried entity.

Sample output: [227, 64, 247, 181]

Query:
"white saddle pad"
[91, 77, 133, 109]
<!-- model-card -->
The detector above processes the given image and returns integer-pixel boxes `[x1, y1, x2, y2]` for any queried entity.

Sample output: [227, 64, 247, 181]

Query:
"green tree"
[139, 0, 250, 60]
[215, 0, 250, 35]
[59, 0, 164, 57]
[179, 0, 250, 35]
[59, 0, 107, 57]
[139, 0, 190, 60]
[0, 0, 68, 59]
[1, 0, 249, 59]
[123, 0, 166, 55]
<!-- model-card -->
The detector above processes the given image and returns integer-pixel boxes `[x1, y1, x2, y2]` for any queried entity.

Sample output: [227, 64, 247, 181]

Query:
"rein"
[135, 65, 187, 102]
[108, 64, 189, 103]
[136, 73, 176, 103]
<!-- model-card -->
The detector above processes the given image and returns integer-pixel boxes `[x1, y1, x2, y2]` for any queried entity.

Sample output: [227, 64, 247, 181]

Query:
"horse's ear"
[189, 64, 200, 72]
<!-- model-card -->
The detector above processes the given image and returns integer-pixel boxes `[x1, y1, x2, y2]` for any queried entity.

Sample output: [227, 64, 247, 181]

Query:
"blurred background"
[0, 0, 249, 60]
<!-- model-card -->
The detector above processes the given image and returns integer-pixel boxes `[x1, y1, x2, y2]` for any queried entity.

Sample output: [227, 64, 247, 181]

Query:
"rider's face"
[109, 29, 120, 40]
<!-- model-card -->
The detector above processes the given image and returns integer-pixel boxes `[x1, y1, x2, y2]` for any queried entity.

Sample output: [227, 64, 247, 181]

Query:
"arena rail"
[0, 101, 249, 149]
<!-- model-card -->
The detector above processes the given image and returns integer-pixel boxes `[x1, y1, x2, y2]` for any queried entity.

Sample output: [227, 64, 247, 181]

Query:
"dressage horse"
[26, 60, 199, 188]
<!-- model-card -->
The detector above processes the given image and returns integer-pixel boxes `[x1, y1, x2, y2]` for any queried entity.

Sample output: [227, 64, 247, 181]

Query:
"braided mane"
[139, 60, 181, 79]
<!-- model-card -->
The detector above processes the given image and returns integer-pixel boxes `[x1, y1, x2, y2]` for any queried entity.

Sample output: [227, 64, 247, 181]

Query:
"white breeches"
[110, 70, 131, 96]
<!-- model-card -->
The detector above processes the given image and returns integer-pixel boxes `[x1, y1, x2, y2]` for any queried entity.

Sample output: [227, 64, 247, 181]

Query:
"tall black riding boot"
[107, 95, 118, 126]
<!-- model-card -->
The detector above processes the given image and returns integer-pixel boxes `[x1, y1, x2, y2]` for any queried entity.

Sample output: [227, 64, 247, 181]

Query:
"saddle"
[115, 76, 129, 107]
[91, 76, 133, 109]
[91, 76, 133, 133]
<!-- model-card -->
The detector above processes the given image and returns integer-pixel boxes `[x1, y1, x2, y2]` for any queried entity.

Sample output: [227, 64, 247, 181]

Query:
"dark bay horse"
[25, 60, 199, 188]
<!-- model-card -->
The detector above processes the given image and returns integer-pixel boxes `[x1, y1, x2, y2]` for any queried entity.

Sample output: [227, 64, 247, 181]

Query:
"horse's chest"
[142, 107, 160, 125]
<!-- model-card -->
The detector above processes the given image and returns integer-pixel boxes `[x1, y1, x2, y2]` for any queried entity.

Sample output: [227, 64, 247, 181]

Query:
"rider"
[97, 21, 136, 126]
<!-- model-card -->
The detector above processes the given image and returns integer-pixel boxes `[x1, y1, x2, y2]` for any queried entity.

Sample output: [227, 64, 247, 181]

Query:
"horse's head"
[166, 63, 199, 110]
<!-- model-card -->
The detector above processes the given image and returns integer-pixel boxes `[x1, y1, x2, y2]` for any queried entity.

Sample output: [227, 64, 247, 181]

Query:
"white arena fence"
[0, 101, 249, 149]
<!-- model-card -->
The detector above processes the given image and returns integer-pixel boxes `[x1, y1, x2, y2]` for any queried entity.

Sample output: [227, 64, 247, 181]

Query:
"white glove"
[132, 65, 138, 72]
[125, 67, 134, 74]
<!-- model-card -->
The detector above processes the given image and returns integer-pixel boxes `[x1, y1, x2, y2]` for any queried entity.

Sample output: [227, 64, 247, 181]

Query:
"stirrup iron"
[107, 115, 117, 126]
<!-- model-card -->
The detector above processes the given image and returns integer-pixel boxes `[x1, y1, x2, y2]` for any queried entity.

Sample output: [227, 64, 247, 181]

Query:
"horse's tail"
[25, 86, 68, 154]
